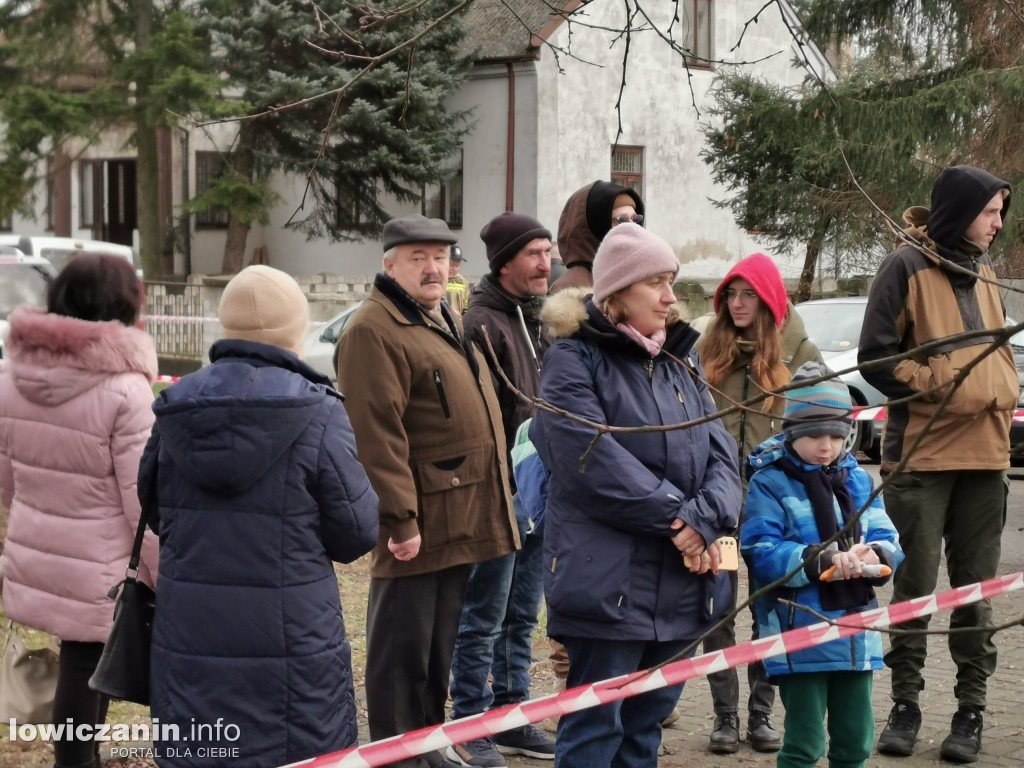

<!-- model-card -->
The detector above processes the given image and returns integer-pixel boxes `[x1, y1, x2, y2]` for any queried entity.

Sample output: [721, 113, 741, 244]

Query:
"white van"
[0, 235, 141, 278]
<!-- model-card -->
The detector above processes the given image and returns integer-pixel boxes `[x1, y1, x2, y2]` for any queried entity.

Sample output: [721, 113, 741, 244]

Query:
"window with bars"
[611, 146, 644, 198]
[195, 152, 229, 229]
[683, 0, 713, 68]
[422, 150, 464, 228]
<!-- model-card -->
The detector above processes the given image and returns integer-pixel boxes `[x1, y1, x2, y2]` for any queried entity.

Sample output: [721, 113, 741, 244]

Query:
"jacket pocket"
[414, 445, 491, 550]
[907, 348, 1019, 415]
[547, 522, 631, 623]
[433, 370, 452, 419]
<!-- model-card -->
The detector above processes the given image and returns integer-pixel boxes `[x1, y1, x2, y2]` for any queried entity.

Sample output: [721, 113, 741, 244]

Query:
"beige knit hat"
[218, 265, 309, 357]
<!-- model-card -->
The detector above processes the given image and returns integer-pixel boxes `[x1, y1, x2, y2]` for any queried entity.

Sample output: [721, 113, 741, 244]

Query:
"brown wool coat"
[336, 281, 519, 579]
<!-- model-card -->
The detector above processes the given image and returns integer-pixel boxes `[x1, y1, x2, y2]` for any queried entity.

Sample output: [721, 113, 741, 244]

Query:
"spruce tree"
[701, 0, 1023, 294]
[193, 0, 473, 273]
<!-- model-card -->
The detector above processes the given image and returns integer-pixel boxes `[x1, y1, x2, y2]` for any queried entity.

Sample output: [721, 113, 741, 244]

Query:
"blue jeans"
[450, 496, 545, 718]
[556, 636, 693, 768]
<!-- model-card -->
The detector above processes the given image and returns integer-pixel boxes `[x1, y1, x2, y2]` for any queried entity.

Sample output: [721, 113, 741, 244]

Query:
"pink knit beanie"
[591, 223, 679, 304]
[713, 252, 788, 327]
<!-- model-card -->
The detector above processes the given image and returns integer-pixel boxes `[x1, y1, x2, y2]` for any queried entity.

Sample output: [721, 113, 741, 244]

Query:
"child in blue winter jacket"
[741, 361, 904, 768]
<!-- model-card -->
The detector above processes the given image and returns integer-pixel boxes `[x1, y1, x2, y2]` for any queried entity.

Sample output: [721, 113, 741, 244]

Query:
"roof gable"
[463, 0, 578, 61]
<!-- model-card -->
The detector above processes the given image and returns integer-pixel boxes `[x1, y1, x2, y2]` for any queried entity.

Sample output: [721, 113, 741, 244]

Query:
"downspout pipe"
[506, 62, 515, 211]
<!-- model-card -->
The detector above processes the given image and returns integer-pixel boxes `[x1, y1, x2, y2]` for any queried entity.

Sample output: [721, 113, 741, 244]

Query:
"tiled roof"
[462, 0, 573, 61]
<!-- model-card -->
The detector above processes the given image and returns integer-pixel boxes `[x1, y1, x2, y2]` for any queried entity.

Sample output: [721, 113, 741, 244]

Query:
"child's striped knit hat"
[782, 361, 853, 441]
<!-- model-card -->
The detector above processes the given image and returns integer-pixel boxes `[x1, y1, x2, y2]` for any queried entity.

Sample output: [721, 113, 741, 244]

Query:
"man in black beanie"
[446, 211, 556, 767]
[860, 166, 1015, 763]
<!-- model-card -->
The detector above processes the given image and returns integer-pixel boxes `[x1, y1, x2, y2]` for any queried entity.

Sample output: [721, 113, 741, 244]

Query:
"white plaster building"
[3, 1, 826, 282]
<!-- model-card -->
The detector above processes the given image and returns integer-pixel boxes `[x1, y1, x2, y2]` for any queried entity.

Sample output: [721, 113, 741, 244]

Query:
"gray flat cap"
[382, 214, 458, 251]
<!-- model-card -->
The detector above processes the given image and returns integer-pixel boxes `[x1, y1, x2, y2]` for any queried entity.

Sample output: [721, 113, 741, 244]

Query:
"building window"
[611, 146, 644, 199]
[423, 150, 464, 228]
[0, 215, 10, 232]
[46, 157, 55, 231]
[683, 0, 713, 68]
[195, 151, 229, 229]
[336, 174, 378, 231]
[79, 161, 101, 228]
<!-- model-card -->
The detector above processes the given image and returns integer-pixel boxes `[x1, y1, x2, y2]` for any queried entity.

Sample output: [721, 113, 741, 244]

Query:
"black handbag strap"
[126, 507, 148, 579]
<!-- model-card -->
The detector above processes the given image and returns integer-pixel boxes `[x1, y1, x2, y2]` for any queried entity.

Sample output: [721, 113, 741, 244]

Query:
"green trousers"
[882, 469, 1006, 708]
[777, 671, 874, 768]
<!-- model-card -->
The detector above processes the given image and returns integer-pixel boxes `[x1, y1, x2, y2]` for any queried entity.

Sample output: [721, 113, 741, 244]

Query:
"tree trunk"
[219, 121, 256, 274]
[795, 215, 833, 303]
[135, 0, 163, 277]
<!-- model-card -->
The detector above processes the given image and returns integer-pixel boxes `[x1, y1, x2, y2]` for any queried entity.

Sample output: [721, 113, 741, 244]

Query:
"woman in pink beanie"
[693, 252, 822, 754]
[531, 223, 741, 768]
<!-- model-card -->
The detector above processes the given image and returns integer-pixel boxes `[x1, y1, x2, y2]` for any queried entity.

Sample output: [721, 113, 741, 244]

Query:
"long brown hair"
[700, 300, 789, 410]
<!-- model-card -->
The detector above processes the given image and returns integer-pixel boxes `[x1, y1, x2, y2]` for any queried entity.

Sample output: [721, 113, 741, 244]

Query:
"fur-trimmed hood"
[3, 305, 157, 407]
[540, 286, 691, 340]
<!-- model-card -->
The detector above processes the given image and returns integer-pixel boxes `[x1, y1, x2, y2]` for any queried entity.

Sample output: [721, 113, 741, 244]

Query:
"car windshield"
[0, 264, 49, 320]
[795, 301, 866, 353]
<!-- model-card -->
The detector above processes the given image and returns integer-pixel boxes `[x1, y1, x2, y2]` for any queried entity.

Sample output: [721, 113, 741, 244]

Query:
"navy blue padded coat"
[530, 292, 740, 642]
[139, 340, 379, 768]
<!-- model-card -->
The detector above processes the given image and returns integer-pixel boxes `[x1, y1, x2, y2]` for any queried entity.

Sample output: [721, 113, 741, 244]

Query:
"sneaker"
[747, 711, 782, 752]
[446, 737, 507, 768]
[492, 724, 556, 760]
[940, 707, 984, 763]
[877, 699, 922, 756]
[708, 712, 740, 754]
[661, 709, 681, 728]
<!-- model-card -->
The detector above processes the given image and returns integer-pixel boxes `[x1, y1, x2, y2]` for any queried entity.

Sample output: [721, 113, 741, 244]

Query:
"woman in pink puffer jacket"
[0, 253, 158, 768]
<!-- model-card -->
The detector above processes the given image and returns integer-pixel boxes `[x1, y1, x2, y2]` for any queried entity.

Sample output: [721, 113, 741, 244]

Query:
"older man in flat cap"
[336, 214, 519, 768]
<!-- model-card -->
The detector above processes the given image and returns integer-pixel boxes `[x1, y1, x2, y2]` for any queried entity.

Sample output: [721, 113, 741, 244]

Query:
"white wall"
[535, 1, 822, 279]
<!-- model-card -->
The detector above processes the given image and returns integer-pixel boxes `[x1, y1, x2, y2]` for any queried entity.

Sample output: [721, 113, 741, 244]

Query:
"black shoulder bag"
[88, 507, 155, 705]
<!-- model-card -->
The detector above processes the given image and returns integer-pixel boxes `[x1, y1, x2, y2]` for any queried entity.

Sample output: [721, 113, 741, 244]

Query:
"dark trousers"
[777, 671, 874, 768]
[556, 636, 693, 768]
[365, 565, 472, 768]
[882, 469, 1006, 708]
[53, 640, 109, 768]
[703, 567, 775, 716]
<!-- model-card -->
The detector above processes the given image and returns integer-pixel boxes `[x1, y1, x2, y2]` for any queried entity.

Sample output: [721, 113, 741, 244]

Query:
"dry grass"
[0, 494, 554, 767]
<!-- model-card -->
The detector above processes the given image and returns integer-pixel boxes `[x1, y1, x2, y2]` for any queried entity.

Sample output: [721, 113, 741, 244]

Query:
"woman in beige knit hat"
[139, 265, 380, 768]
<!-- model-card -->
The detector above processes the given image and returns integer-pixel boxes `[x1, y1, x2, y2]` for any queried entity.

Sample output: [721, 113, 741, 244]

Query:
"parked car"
[0, 248, 58, 364]
[302, 302, 363, 382]
[792, 296, 884, 460]
[0, 235, 141, 279]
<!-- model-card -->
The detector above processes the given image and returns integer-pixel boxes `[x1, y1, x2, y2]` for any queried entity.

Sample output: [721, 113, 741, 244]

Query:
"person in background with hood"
[694, 252, 823, 754]
[548, 180, 645, 293]
[140, 265, 379, 768]
[860, 165, 1016, 764]
[531, 223, 740, 768]
[446, 212, 555, 767]
[0, 254, 159, 768]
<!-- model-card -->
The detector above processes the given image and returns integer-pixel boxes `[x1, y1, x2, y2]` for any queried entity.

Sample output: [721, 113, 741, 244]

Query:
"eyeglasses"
[723, 288, 759, 302]
[611, 213, 644, 227]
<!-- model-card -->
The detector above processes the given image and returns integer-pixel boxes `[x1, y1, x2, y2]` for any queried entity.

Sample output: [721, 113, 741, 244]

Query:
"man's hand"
[388, 535, 421, 561]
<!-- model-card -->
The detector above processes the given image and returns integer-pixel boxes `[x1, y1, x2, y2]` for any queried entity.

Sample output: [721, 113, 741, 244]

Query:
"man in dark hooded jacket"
[446, 212, 556, 767]
[859, 166, 1015, 763]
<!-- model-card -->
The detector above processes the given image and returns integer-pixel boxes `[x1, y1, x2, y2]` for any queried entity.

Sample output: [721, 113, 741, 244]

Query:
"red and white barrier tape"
[855, 405, 1024, 421]
[142, 314, 327, 328]
[279, 572, 1023, 768]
